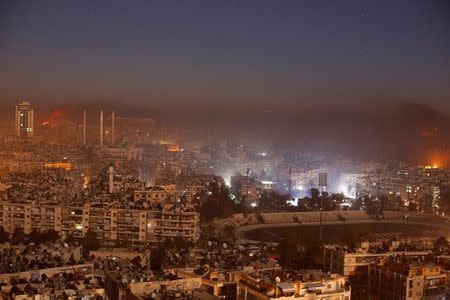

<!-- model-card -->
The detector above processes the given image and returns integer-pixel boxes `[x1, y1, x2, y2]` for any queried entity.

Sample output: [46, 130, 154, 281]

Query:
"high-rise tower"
[15, 101, 34, 138]
[111, 111, 115, 145]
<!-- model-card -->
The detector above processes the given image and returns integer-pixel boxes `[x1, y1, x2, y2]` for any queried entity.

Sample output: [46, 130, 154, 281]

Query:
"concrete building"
[133, 187, 168, 208]
[323, 241, 431, 276]
[95, 146, 143, 161]
[368, 257, 447, 300]
[15, 101, 34, 138]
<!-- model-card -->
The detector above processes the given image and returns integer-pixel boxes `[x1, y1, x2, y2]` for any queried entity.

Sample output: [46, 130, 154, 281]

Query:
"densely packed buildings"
[1, 102, 449, 300]
[361, 165, 450, 211]
[0, 201, 199, 244]
[0, 241, 102, 300]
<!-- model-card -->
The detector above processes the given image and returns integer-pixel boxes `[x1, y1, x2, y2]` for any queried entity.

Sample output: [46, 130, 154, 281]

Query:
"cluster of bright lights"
[286, 198, 298, 206]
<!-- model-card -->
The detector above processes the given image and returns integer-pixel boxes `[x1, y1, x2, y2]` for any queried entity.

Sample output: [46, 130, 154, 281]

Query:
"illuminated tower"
[82, 110, 86, 146]
[15, 101, 34, 138]
[100, 110, 104, 146]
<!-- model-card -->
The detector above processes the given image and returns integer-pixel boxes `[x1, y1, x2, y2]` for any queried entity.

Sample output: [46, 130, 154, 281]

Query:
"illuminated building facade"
[15, 101, 34, 138]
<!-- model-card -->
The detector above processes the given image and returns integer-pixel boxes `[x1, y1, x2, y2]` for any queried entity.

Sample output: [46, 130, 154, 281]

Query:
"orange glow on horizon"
[424, 149, 450, 169]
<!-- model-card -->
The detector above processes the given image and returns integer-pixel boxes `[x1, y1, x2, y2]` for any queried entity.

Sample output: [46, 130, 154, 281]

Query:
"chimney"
[100, 110, 104, 146]
[82, 110, 86, 146]
[111, 111, 115, 145]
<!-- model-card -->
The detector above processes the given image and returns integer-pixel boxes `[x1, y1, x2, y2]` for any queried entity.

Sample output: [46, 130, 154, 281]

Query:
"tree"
[64, 233, 77, 246]
[29, 229, 44, 244]
[11, 227, 25, 245]
[260, 191, 289, 209]
[434, 236, 449, 255]
[219, 225, 236, 240]
[150, 244, 166, 270]
[170, 236, 193, 251]
[82, 229, 100, 258]
[351, 197, 364, 210]
[322, 193, 341, 211]
[0, 226, 9, 243]
[199, 185, 239, 222]
[310, 188, 320, 199]
[131, 256, 142, 268]
[366, 197, 382, 215]
[45, 229, 59, 242]
[408, 202, 418, 212]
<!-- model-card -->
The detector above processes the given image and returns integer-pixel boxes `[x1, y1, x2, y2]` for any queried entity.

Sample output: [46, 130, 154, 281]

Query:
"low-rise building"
[323, 241, 431, 276]
[133, 187, 168, 208]
[236, 269, 350, 300]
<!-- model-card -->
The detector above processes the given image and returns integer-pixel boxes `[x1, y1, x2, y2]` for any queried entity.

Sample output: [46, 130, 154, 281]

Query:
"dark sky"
[1, 0, 449, 111]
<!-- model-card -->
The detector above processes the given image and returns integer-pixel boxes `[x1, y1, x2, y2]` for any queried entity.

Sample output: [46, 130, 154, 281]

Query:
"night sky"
[1, 0, 449, 110]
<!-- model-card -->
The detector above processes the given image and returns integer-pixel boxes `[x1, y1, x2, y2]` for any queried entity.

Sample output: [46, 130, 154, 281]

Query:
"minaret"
[111, 111, 115, 146]
[15, 105, 19, 137]
[82, 110, 86, 146]
[108, 165, 114, 193]
[100, 110, 104, 146]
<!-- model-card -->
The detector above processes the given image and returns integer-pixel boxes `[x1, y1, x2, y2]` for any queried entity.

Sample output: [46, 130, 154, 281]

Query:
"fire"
[424, 149, 450, 169]
[167, 144, 183, 152]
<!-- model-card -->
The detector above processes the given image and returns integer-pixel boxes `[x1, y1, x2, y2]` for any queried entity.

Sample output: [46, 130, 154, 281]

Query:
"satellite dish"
[275, 276, 281, 283]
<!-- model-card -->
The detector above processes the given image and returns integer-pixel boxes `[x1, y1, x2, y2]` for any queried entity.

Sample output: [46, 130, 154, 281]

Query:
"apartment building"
[0, 201, 199, 243]
[368, 257, 447, 300]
